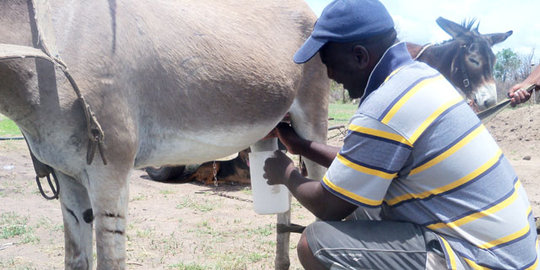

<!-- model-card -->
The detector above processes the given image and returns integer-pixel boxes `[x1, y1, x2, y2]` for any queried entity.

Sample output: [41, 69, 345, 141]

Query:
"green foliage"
[329, 81, 351, 103]
[494, 48, 521, 82]
[0, 115, 22, 136]
[0, 212, 39, 243]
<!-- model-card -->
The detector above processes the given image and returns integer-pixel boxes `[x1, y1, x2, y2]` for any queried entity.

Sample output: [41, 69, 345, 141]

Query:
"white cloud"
[305, 0, 540, 61]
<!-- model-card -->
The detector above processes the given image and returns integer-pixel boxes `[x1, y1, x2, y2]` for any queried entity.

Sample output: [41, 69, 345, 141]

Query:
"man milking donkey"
[263, 0, 538, 269]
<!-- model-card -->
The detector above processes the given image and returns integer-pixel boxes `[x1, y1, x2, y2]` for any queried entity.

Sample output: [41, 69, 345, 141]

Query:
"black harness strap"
[459, 44, 472, 91]
[23, 135, 60, 200]
[35, 171, 60, 200]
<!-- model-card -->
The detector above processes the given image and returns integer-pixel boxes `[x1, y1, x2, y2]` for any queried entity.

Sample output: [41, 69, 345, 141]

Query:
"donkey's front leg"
[57, 171, 94, 270]
[86, 170, 130, 270]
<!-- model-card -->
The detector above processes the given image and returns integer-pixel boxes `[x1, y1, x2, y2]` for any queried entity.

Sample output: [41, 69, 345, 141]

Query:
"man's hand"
[263, 150, 298, 186]
[262, 122, 308, 154]
[509, 84, 532, 107]
[273, 123, 309, 155]
[266, 122, 340, 168]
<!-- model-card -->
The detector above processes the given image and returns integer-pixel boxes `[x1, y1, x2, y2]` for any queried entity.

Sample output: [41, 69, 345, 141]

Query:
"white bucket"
[249, 151, 290, 215]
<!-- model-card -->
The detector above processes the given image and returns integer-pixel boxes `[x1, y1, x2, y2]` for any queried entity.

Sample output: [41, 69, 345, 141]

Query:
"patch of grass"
[160, 189, 176, 198]
[0, 212, 39, 244]
[36, 217, 63, 232]
[1, 212, 29, 238]
[247, 252, 269, 263]
[246, 224, 275, 237]
[176, 197, 215, 212]
[0, 115, 22, 137]
[0, 257, 37, 269]
[241, 186, 252, 196]
[131, 193, 149, 201]
[158, 232, 183, 254]
[168, 262, 208, 270]
[189, 221, 224, 240]
[328, 103, 356, 127]
[211, 250, 271, 269]
[135, 228, 155, 238]
[160, 189, 175, 195]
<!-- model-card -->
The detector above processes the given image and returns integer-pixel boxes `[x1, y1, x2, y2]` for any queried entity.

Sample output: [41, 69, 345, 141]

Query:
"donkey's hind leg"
[57, 171, 94, 270]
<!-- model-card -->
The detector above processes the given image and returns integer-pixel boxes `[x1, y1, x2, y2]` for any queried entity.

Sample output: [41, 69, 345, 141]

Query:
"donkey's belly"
[134, 121, 275, 168]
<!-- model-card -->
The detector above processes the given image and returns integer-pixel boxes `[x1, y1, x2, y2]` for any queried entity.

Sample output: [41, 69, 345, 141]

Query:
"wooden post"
[275, 211, 291, 270]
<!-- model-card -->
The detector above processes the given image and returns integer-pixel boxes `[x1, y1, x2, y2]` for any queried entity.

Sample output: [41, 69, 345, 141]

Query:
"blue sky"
[305, 0, 540, 63]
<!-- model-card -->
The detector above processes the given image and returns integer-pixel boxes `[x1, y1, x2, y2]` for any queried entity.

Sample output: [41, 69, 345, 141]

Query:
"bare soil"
[0, 105, 539, 270]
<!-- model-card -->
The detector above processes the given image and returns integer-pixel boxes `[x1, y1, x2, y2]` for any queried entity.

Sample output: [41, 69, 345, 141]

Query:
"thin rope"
[413, 43, 434, 60]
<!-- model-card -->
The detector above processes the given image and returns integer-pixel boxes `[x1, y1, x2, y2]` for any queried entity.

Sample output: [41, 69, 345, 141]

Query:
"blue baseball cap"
[293, 0, 394, 64]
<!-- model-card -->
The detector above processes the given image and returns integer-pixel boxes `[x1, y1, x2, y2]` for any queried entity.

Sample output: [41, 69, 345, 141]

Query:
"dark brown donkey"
[408, 17, 512, 112]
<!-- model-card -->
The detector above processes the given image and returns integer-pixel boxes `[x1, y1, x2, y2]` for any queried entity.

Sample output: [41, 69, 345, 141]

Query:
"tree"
[493, 48, 539, 104]
[494, 48, 521, 82]
[329, 81, 351, 103]
[517, 48, 535, 82]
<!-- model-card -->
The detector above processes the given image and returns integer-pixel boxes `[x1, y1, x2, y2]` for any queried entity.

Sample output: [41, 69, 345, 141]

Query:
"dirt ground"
[0, 104, 539, 270]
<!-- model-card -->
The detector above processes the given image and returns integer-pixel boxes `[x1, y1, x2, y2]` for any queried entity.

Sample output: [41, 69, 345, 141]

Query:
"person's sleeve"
[323, 113, 413, 208]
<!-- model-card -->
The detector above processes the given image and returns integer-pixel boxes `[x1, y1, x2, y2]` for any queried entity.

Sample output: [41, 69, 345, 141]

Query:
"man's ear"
[352, 45, 370, 69]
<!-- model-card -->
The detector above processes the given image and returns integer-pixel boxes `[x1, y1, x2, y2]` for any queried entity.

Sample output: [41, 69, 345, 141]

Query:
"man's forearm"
[525, 65, 540, 89]
[285, 170, 357, 220]
[297, 140, 340, 168]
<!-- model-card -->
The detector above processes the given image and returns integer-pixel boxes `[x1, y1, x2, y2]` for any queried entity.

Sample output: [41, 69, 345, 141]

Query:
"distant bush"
[329, 81, 352, 103]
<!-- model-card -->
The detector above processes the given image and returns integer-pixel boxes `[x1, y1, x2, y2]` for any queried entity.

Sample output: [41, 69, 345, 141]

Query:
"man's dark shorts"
[305, 220, 447, 269]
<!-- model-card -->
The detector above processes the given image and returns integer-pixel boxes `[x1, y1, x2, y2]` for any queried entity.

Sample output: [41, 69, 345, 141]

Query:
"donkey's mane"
[436, 18, 481, 46]
[461, 18, 480, 32]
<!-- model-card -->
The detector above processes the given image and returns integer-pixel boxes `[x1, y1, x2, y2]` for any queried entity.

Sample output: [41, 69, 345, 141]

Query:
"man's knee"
[297, 230, 326, 270]
[297, 231, 311, 263]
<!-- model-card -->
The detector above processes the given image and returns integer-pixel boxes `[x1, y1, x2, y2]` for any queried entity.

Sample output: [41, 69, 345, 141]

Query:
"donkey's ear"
[436, 17, 467, 38]
[484, 30, 513, 46]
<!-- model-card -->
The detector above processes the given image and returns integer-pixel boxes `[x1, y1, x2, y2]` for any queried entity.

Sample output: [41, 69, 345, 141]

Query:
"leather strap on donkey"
[0, 0, 107, 166]
[0, 0, 108, 199]
[21, 135, 60, 200]
[27, 0, 107, 165]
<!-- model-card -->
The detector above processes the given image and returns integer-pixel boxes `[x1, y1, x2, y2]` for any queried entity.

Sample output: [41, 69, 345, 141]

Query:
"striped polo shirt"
[323, 42, 539, 269]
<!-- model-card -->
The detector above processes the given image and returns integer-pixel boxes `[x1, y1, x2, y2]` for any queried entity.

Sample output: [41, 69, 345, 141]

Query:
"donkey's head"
[436, 17, 512, 111]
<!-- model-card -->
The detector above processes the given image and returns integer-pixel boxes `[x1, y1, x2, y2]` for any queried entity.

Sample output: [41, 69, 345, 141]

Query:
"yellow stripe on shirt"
[383, 65, 407, 83]
[427, 181, 522, 230]
[410, 125, 486, 175]
[348, 124, 413, 147]
[337, 153, 397, 180]
[477, 206, 533, 249]
[322, 176, 382, 206]
[463, 257, 491, 270]
[463, 226, 538, 269]
[440, 236, 458, 270]
[525, 239, 540, 270]
[409, 96, 464, 143]
[381, 75, 444, 124]
[386, 149, 503, 206]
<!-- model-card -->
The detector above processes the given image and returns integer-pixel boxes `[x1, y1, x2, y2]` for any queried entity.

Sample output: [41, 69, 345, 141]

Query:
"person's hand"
[263, 150, 298, 186]
[509, 83, 533, 107]
[274, 122, 310, 155]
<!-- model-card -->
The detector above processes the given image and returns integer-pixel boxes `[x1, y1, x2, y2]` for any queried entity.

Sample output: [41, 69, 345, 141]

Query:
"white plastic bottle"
[248, 151, 290, 214]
